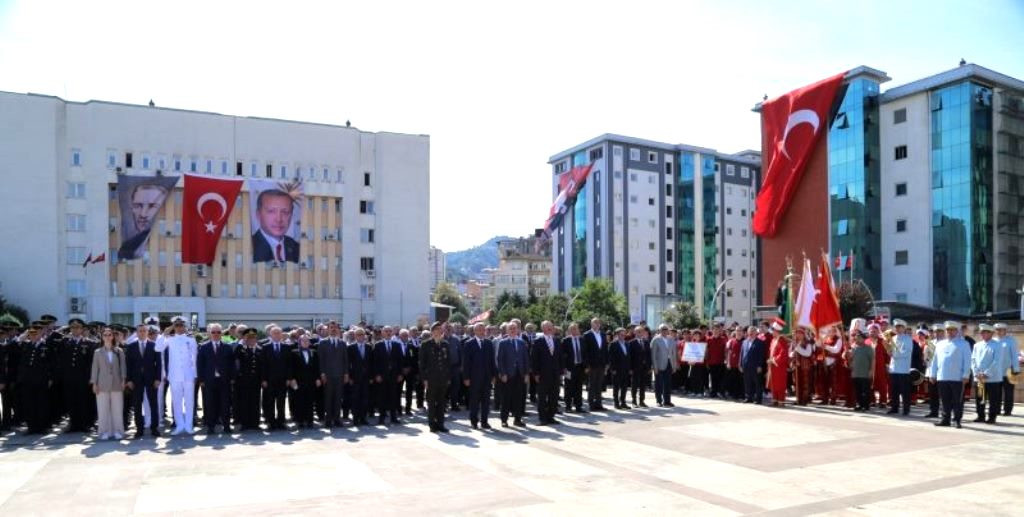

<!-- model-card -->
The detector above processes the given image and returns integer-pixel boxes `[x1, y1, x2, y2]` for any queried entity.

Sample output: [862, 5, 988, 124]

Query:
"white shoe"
[113, 433, 123, 440]
[99, 433, 111, 440]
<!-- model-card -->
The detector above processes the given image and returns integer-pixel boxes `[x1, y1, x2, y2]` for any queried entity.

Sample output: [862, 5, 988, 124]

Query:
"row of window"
[103, 281, 368, 300]
[74, 149, 367, 185]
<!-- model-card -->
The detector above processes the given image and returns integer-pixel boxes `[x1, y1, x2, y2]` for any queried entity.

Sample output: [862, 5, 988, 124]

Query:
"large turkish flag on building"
[753, 72, 846, 237]
[182, 175, 243, 265]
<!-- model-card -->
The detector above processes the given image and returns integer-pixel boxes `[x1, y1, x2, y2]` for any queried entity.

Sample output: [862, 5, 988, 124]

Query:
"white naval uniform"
[156, 334, 198, 433]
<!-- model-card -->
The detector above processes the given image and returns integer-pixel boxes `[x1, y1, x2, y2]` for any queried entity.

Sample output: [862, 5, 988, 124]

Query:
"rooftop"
[549, 133, 760, 166]
[879, 62, 1024, 103]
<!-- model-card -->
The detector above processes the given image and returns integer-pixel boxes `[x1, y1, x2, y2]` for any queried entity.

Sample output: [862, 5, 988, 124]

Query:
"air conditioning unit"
[109, 225, 116, 233]
[365, 270, 376, 278]
[69, 297, 87, 313]
[301, 232, 309, 239]
[115, 166, 123, 173]
[196, 265, 207, 277]
[299, 262, 309, 269]
[227, 232, 235, 239]
[326, 234, 336, 240]
[165, 231, 172, 236]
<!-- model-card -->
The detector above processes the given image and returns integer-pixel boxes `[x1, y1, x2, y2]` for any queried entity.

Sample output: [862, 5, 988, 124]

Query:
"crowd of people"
[0, 313, 1020, 441]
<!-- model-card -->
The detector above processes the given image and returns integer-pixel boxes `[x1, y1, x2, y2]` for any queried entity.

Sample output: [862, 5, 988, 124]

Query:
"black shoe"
[378, 418, 386, 425]
[501, 420, 509, 428]
[985, 419, 996, 425]
[621, 404, 631, 409]
[972, 417, 985, 423]
[665, 402, 675, 408]
[925, 412, 938, 418]
[934, 420, 950, 427]
[439, 427, 450, 433]
[576, 408, 587, 413]
[481, 422, 493, 430]
[150, 429, 160, 437]
[886, 409, 898, 414]
[548, 419, 560, 425]
[513, 419, 526, 427]
[639, 402, 648, 408]
[954, 421, 962, 429]
[405, 409, 412, 415]
[471, 422, 478, 429]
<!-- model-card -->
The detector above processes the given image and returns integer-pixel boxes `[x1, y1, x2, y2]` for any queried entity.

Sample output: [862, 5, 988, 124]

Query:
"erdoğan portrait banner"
[247, 178, 304, 263]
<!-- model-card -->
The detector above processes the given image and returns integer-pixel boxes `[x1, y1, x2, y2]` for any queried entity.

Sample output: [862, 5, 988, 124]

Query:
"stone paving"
[1, 396, 1021, 516]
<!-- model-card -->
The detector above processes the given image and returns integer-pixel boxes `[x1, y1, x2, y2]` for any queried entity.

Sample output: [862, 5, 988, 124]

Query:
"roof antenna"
[346, 120, 351, 127]
[149, 99, 155, 107]
[959, 58, 966, 66]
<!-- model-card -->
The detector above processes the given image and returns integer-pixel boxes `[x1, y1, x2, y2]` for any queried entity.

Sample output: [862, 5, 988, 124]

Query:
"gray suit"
[319, 337, 349, 426]
[651, 335, 678, 405]
[497, 337, 530, 422]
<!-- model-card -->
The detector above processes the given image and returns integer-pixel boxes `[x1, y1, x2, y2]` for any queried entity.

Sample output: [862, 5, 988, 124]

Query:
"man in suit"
[651, 324, 678, 407]
[583, 318, 608, 411]
[399, 328, 420, 415]
[740, 326, 767, 404]
[234, 328, 263, 431]
[124, 322, 163, 438]
[561, 323, 586, 413]
[197, 323, 237, 434]
[609, 328, 632, 409]
[347, 327, 373, 426]
[445, 325, 464, 411]
[261, 326, 291, 430]
[523, 323, 538, 405]
[531, 321, 562, 425]
[318, 321, 349, 428]
[419, 322, 451, 433]
[289, 335, 320, 428]
[373, 326, 404, 425]
[251, 189, 300, 263]
[630, 325, 653, 408]
[497, 322, 530, 427]
[462, 322, 496, 429]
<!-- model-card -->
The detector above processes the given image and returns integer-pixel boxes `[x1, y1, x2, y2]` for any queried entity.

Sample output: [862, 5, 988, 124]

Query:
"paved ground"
[1, 397, 1021, 516]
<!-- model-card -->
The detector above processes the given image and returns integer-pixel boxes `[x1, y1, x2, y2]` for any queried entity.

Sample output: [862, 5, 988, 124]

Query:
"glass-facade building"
[700, 155, 718, 311]
[829, 77, 882, 296]
[930, 81, 993, 314]
[572, 150, 588, 288]
[676, 153, 696, 300]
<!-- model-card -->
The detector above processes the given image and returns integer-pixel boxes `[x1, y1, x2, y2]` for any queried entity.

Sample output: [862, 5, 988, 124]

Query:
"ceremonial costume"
[767, 334, 789, 405]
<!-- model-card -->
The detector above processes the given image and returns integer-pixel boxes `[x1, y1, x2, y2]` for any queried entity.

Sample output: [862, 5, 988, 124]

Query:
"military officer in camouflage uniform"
[419, 322, 451, 433]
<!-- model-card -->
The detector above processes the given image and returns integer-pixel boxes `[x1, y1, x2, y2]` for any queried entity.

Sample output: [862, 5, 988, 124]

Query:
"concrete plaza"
[1, 397, 1021, 516]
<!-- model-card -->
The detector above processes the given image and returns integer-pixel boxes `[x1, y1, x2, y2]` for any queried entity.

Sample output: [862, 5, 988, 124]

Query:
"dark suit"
[609, 340, 631, 407]
[497, 336, 530, 424]
[402, 339, 422, 412]
[251, 231, 300, 263]
[347, 342, 372, 425]
[234, 345, 263, 430]
[17, 340, 54, 434]
[740, 337, 767, 403]
[318, 337, 348, 426]
[560, 335, 586, 411]
[629, 338, 652, 405]
[372, 339, 404, 423]
[462, 336, 495, 426]
[583, 330, 609, 409]
[0, 340, 20, 430]
[198, 340, 237, 431]
[261, 341, 291, 428]
[289, 347, 319, 425]
[531, 335, 562, 423]
[418, 338, 450, 431]
[124, 340, 162, 433]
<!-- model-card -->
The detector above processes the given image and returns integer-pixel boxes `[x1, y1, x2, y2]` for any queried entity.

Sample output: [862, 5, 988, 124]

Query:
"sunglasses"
[210, 330, 222, 334]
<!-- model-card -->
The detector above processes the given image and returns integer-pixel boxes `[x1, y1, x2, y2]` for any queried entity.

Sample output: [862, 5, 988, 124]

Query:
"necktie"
[386, 342, 391, 355]
[574, 338, 580, 364]
[304, 351, 309, 364]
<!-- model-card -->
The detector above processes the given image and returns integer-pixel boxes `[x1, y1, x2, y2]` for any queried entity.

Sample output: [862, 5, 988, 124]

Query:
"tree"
[0, 313, 24, 328]
[495, 291, 526, 311]
[838, 280, 874, 325]
[0, 296, 29, 327]
[433, 282, 469, 317]
[568, 278, 628, 328]
[661, 301, 703, 330]
[447, 312, 468, 325]
[527, 293, 571, 327]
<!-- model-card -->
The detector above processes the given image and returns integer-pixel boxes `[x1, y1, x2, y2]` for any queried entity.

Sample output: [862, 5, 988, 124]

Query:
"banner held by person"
[116, 175, 179, 260]
[182, 175, 244, 265]
[247, 179, 304, 263]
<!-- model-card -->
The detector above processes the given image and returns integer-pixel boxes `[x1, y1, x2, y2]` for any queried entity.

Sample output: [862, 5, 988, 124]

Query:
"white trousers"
[169, 380, 194, 432]
[96, 391, 125, 437]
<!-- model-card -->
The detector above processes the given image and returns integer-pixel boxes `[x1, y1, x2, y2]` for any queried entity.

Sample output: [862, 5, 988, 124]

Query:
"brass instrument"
[978, 376, 986, 400]
[909, 369, 925, 386]
[881, 329, 897, 355]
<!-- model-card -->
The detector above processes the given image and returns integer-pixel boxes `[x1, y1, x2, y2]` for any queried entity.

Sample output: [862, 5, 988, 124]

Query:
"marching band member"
[819, 325, 844, 405]
[927, 321, 971, 428]
[993, 323, 1019, 416]
[971, 324, 1002, 424]
[791, 328, 814, 406]
[766, 318, 788, 407]
[848, 322, 875, 412]
[886, 320, 913, 415]
[868, 322, 889, 408]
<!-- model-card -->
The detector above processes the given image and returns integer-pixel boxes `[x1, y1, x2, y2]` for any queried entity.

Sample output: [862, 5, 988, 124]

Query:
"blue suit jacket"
[197, 341, 237, 383]
[609, 340, 631, 374]
[125, 340, 163, 385]
[462, 337, 496, 383]
[740, 338, 766, 370]
[497, 337, 530, 378]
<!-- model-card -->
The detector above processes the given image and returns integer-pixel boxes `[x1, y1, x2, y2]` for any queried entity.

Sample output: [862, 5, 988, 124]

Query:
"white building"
[0, 91, 430, 327]
[428, 245, 446, 292]
[548, 135, 760, 323]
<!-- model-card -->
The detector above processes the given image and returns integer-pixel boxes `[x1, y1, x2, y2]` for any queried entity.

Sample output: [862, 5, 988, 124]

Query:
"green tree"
[838, 280, 874, 325]
[495, 291, 526, 311]
[0, 313, 24, 328]
[447, 312, 468, 325]
[568, 278, 628, 328]
[661, 301, 703, 330]
[0, 296, 29, 327]
[526, 293, 571, 327]
[433, 282, 469, 316]
[492, 305, 531, 326]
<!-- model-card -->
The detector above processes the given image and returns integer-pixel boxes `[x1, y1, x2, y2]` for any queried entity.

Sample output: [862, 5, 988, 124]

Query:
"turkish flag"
[811, 253, 843, 330]
[542, 163, 593, 236]
[753, 72, 846, 237]
[182, 175, 243, 265]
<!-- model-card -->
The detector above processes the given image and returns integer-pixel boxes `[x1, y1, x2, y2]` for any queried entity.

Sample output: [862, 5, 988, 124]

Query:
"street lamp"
[1017, 284, 1024, 321]
[708, 278, 733, 322]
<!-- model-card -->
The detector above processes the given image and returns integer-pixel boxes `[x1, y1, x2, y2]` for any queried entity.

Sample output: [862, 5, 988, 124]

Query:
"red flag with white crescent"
[811, 253, 842, 331]
[182, 175, 243, 265]
[753, 72, 846, 237]
[542, 163, 593, 236]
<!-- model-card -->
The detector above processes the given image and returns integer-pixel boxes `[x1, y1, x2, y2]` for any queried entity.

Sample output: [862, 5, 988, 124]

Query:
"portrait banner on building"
[246, 178, 304, 263]
[116, 174, 180, 261]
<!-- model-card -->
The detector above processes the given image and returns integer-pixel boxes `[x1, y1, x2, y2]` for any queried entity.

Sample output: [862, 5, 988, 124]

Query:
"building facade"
[548, 135, 761, 323]
[428, 245, 446, 293]
[0, 91, 430, 327]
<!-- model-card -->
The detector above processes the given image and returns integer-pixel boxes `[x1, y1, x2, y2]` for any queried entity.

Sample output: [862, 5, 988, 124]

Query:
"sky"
[1, 0, 1022, 252]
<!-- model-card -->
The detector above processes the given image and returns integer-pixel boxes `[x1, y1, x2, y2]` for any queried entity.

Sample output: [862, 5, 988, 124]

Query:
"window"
[189, 159, 197, 173]
[740, 209, 746, 217]
[741, 229, 747, 237]
[173, 156, 181, 171]
[67, 279, 86, 297]
[666, 206, 673, 218]
[648, 219, 656, 228]
[665, 184, 672, 197]
[629, 148, 641, 161]
[648, 197, 655, 206]
[323, 167, 330, 181]
[66, 214, 86, 232]
[666, 249, 673, 262]
[613, 170, 622, 179]
[360, 257, 375, 271]
[360, 284, 376, 300]
[895, 292, 908, 302]
[221, 160, 228, 174]
[629, 195, 637, 203]
[236, 162, 243, 176]
[629, 217, 638, 227]
[107, 150, 117, 169]
[647, 151, 658, 164]
[894, 145, 908, 160]
[589, 148, 603, 161]
[895, 182, 908, 196]
[265, 164, 273, 178]
[629, 173, 637, 182]
[174, 252, 182, 265]
[67, 247, 86, 265]
[554, 161, 568, 173]
[726, 164, 736, 176]
[726, 207, 732, 215]
[896, 219, 907, 233]
[359, 200, 375, 214]
[727, 228, 733, 236]
[364, 172, 371, 186]
[666, 271, 674, 284]
[648, 242, 656, 250]
[66, 182, 86, 199]
[360, 228, 375, 243]
[71, 149, 81, 167]
[893, 108, 907, 124]
[666, 227, 673, 240]
[280, 165, 287, 178]
[320, 256, 328, 271]
[648, 175, 655, 184]
[837, 219, 850, 235]
[648, 264, 656, 272]
[740, 166, 750, 179]
[726, 248, 732, 256]
[895, 250, 909, 265]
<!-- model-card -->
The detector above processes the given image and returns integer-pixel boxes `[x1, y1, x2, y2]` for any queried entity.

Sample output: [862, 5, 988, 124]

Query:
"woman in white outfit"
[91, 326, 127, 440]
